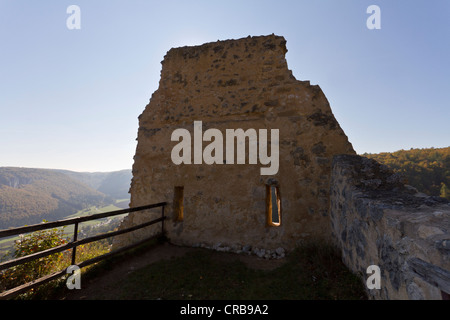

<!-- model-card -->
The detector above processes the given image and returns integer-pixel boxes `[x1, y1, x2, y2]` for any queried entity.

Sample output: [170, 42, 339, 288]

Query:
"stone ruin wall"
[114, 35, 355, 253]
[113, 34, 450, 299]
[331, 154, 450, 300]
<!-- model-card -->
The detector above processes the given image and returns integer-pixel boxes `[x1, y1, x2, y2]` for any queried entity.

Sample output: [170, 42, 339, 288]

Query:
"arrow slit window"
[174, 186, 184, 221]
[266, 185, 281, 226]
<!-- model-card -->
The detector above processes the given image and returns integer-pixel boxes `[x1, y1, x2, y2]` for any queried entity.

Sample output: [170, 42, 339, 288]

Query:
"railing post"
[0, 202, 168, 299]
[71, 222, 79, 266]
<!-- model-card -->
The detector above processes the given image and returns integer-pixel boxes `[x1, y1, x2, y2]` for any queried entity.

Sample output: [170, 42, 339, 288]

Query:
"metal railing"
[0, 202, 167, 299]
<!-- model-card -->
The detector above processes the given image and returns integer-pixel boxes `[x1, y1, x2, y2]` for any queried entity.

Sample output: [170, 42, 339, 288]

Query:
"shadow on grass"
[94, 239, 367, 300]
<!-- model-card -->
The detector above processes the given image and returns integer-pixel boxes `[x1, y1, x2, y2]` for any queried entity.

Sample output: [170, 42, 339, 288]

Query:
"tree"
[0, 222, 68, 293]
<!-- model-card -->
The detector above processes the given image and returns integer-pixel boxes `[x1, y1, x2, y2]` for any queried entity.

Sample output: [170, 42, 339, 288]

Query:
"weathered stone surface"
[330, 154, 450, 300]
[114, 34, 354, 252]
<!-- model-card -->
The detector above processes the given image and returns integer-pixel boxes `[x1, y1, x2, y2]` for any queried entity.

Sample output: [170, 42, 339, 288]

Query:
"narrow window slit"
[174, 186, 184, 221]
[266, 185, 281, 227]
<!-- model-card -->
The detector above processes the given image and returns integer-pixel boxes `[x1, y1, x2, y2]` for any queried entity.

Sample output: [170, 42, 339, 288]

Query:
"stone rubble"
[192, 242, 286, 259]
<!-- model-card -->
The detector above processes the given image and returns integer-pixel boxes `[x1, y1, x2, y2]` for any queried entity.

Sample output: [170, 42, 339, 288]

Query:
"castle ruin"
[115, 34, 354, 252]
[115, 35, 450, 299]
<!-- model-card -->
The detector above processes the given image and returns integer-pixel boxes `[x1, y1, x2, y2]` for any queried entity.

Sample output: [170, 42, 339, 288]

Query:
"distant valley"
[0, 167, 132, 229]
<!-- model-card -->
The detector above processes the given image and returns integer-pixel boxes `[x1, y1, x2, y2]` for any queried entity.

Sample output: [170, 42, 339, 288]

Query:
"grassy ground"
[57, 239, 367, 300]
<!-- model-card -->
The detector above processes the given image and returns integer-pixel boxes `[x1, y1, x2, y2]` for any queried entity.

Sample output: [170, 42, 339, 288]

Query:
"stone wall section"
[330, 154, 450, 299]
[114, 35, 355, 252]
[111, 34, 450, 300]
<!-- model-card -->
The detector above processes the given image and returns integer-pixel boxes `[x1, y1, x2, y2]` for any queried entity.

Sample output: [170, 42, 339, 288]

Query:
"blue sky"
[0, 1, 449, 172]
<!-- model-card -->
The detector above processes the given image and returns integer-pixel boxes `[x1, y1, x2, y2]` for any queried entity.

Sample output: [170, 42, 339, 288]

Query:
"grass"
[64, 203, 125, 223]
[75, 239, 367, 300]
[3, 234, 367, 300]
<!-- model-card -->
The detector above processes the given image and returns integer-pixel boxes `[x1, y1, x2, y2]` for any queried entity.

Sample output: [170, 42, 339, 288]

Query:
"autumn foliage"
[364, 146, 450, 200]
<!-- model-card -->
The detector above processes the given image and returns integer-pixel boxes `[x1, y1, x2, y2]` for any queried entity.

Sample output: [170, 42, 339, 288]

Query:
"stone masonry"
[112, 35, 450, 299]
[114, 34, 355, 252]
[331, 154, 450, 299]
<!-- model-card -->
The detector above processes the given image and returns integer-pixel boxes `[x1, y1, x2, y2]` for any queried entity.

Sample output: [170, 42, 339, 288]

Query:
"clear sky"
[0, 1, 449, 172]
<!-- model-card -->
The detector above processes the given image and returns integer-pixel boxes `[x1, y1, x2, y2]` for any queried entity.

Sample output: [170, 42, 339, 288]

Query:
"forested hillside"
[56, 169, 132, 199]
[364, 147, 450, 200]
[96, 170, 132, 199]
[0, 168, 116, 229]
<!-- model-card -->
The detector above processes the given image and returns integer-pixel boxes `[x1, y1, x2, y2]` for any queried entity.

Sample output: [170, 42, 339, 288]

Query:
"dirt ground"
[59, 242, 286, 300]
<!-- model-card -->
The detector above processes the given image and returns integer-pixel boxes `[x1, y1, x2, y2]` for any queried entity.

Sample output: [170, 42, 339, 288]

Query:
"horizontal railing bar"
[73, 202, 167, 224]
[0, 269, 66, 300]
[0, 202, 167, 239]
[77, 233, 164, 269]
[74, 217, 166, 249]
[0, 216, 167, 271]
[0, 233, 164, 300]
[0, 242, 72, 271]
[0, 202, 167, 299]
